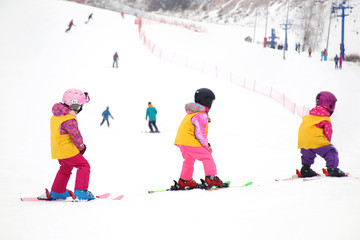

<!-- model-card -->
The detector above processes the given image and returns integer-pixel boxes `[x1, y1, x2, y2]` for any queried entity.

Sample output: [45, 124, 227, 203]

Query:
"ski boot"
[74, 190, 95, 200]
[326, 167, 347, 177]
[50, 190, 70, 199]
[44, 189, 76, 201]
[204, 175, 227, 188]
[300, 164, 319, 178]
[176, 178, 198, 190]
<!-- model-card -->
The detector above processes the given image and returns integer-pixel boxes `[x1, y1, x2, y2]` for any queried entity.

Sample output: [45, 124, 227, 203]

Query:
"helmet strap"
[323, 106, 333, 116]
[71, 104, 83, 114]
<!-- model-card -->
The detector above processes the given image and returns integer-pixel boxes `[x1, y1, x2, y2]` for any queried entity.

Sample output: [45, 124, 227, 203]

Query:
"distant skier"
[174, 88, 226, 189]
[145, 102, 159, 133]
[308, 47, 312, 58]
[297, 91, 346, 178]
[121, 12, 125, 18]
[323, 49, 327, 61]
[100, 106, 114, 127]
[334, 54, 339, 69]
[49, 89, 95, 200]
[339, 55, 343, 69]
[113, 51, 119, 68]
[65, 19, 75, 33]
[321, 50, 324, 61]
[85, 13, 93, 24]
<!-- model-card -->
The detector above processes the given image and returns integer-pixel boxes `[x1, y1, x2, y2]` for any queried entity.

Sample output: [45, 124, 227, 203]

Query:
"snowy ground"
[1, 0, 360, 239]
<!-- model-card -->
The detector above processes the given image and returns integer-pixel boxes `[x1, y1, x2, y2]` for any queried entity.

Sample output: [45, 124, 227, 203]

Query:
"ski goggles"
[84, 92, 90, 103]
[77, 92, 90, 105]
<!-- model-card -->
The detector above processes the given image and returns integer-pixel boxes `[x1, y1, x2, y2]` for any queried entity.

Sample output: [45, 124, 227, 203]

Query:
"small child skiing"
[100, 106, 114, 127]
[50, 89, 95, 200]
[297, 91, 346, 177]
[174, 88, 225, 189]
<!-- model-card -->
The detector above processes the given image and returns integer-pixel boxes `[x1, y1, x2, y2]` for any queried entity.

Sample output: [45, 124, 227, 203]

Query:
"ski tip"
[148, 189, 169, 194]
[113, 195, 124, 200]
[96, 193, 110, 199]
[244, 181, 253, 186]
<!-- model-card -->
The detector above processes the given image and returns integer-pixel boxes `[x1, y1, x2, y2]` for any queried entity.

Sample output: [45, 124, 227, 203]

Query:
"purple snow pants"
[300, 144, 339, 168]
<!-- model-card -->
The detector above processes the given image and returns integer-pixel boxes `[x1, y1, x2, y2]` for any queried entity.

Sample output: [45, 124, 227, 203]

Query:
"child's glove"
[80, 145, 86, 155]
[204, 143, 212, 153]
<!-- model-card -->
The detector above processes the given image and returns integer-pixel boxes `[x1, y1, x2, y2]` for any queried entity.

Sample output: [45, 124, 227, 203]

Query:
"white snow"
[1, 0, 360, 239]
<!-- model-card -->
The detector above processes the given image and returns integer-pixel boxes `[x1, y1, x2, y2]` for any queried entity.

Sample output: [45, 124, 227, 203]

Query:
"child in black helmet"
[174, 88, 226, 189]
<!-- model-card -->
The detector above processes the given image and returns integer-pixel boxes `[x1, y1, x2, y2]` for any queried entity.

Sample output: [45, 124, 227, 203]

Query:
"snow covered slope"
[0, 0, 360, 240]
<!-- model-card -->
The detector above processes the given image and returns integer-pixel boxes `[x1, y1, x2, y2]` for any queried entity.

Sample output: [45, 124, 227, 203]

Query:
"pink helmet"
[62, 89, 90, 111]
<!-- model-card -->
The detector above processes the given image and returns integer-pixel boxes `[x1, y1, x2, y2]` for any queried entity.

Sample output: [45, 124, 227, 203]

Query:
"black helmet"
[194, 88, 215, 109]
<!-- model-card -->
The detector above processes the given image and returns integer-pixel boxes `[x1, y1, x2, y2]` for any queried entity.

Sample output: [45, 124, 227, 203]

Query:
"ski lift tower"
[280, 0, 292, 60]
[332, 0, 353, 59]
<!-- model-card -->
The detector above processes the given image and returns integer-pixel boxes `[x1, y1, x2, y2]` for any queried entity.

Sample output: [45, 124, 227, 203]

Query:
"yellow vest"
[50, 114, 80, 159]
[298, 115, 331, 149]
[174, 112, 208, 147]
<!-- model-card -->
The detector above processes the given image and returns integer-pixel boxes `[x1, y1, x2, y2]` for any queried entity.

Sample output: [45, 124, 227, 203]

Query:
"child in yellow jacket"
[174, 88, 226, 189]
[298, 91, 346, 177]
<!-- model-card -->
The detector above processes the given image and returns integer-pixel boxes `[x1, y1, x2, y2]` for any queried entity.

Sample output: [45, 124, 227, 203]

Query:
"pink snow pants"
[51, 153, 90, 193]
[178, 145, 217, 180]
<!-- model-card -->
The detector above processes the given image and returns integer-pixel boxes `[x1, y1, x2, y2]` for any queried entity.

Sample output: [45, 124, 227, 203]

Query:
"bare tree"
[296, 0, 326, 52]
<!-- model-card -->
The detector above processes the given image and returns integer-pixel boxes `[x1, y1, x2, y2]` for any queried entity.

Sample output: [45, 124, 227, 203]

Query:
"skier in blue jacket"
[145, 102, 159, 132]
[100, 107, 114, 127]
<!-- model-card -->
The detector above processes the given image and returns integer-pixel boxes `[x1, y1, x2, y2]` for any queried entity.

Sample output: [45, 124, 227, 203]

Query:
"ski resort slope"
[1, 0, 360, 239]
